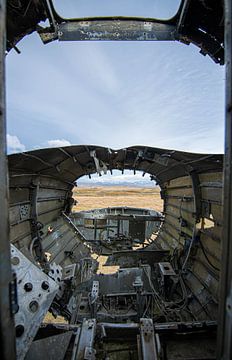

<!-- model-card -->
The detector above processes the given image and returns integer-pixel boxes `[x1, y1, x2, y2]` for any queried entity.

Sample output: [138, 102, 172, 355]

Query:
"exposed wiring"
[199, 239, 220, 272]
[29, 237, 37, 257]
[143, 264, 190, 321]
[142, 295, 151, 317]
[181, 229, 196, 272]
[23, 0, 33, 17]
[143, 267, 168, 319]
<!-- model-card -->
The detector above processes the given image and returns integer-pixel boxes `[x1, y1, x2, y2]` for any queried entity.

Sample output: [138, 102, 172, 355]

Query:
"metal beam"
[64, 19, 174, 41]
[217, 0, 232, 358]
[0, 0, 16, 358]
[139, 318, 159, 360]
[72, 318, 96, 360]
[190, 171, 202, 223]
[74, 213, 163, 222]
[39, 18, 176, 43]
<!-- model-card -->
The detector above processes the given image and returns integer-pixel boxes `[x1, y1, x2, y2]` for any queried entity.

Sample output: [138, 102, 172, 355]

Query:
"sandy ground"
[72, 186, 163, 212]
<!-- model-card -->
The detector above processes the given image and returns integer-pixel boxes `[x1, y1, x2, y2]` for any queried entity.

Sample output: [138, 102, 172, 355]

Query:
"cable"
[181, 229, 196, 272]
[199, 239, 220, 272]
[170, 276, 188, 310]
[142, 296, 151, 317]
[143, 267, 169, 320]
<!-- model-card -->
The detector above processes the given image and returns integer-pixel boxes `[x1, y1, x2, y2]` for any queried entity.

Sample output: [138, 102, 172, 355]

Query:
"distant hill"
[76, 171, 158, 188]
[77, 179, 157, 188]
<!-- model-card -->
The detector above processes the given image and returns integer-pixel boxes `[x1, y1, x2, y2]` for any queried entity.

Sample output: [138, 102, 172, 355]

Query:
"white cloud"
[76, 43, 120, 95]
[78, 170, 155, 186]
[7, 134, 25, 153]
[6, 32, 224, 154]
[46, 139, 71, 147]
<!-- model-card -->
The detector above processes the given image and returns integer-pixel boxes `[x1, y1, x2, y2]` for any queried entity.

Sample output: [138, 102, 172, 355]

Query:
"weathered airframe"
[1, 1, 232, 359]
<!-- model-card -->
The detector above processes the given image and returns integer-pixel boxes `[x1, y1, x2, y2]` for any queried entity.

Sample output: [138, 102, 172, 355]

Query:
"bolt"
[29, 300, 39, 313]
[11, 256, 20, 266]
[24, 282, 33, 292]
[41, 281, 49, 290]
[16, 324, 24, 337]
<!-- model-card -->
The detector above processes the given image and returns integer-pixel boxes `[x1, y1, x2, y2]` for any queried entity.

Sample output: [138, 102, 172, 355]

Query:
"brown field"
[72, 186, 163, 212]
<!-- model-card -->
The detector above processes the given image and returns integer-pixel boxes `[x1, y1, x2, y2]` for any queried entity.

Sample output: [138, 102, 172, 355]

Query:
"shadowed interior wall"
[8, 145, 223, 320]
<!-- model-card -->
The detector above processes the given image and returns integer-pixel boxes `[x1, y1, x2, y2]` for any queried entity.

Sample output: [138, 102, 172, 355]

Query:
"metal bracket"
[89, 281, 99, 318]
[72, 319, 96, 360]
[19, 204, 30, 221]
[158, 262, 176, 278]
[133, 276, 144, 320]
[62, 264, 77, 280]
[11, 245, 58, 360]
[139, 318, 159, 360]
[9, 272, 18, 315]
[90, 281, 99, 302]
[90, 150, 107, 176]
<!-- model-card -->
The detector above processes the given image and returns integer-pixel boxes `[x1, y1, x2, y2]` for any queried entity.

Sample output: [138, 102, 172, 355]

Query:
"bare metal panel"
[11, 245, 58, 359]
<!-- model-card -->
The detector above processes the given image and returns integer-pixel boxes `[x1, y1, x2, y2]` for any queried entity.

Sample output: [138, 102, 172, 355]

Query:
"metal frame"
[0, 1, 16, 358]
[217, 1, 232, 359]
[0, 1, 229, 358]
[36, 0, 224, 65]
[71, 319, 96, 359]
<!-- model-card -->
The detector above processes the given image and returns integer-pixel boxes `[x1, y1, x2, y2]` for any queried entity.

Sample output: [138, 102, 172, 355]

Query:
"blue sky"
[52, 0, 181, 19]
[6, 1, 225, 157]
